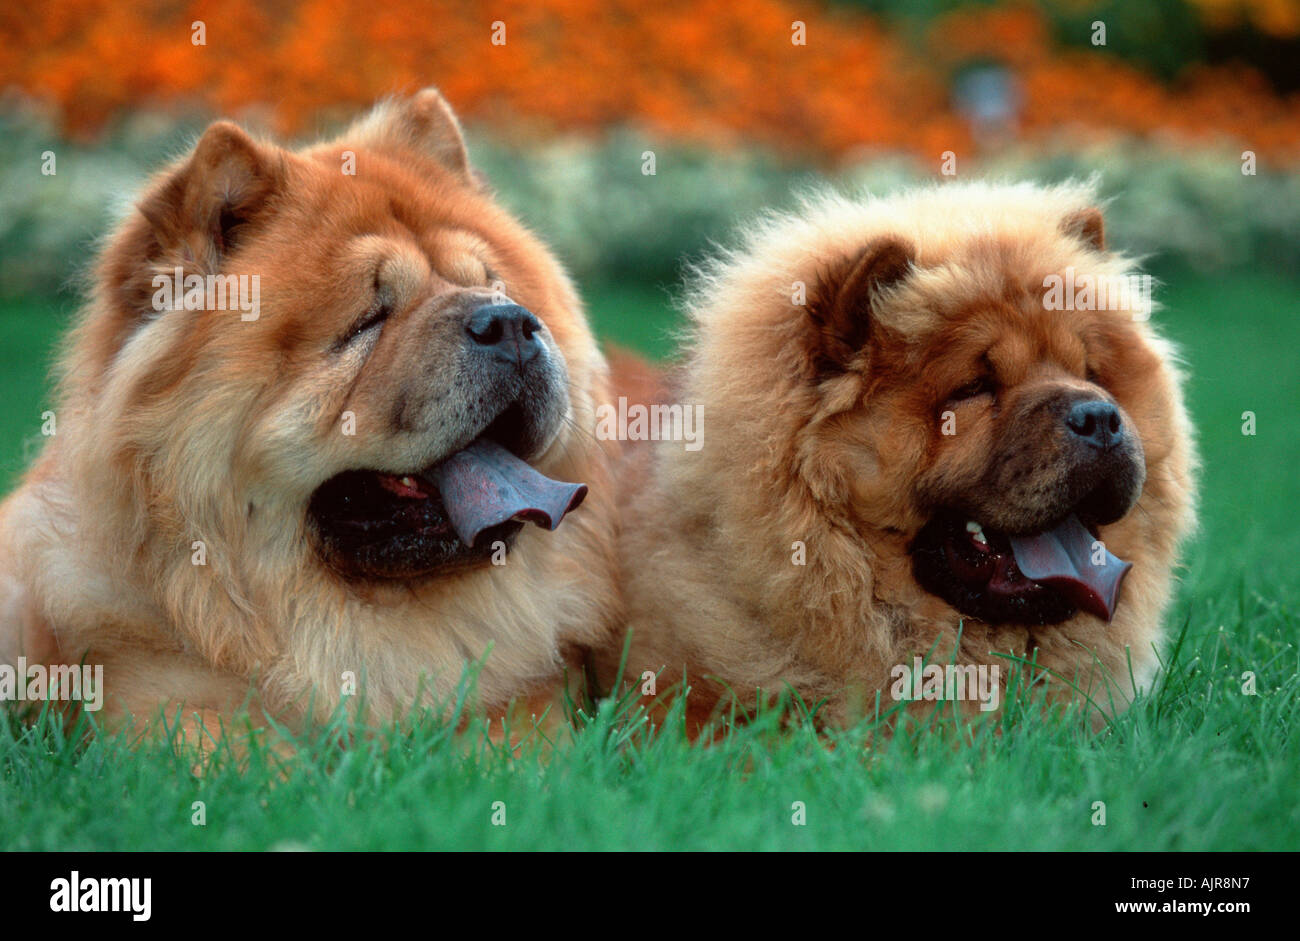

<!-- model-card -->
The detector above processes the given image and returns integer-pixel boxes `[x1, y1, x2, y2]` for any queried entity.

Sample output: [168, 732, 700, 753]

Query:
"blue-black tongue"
[1008, 514, 1131, 621]
[429, 438, 587, 548]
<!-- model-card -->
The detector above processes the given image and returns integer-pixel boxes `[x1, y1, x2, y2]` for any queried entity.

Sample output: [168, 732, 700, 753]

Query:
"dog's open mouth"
[911, 511, 1131, 625]
[308, 405, 587, 581]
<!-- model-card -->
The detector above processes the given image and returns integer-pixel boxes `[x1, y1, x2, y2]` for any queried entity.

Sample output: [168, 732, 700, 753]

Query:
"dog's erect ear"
[807, 236, 914, 374]
[349, 87, 474, 183]
[1062, 207, 1105, 251]
[137, 120, 284, 267]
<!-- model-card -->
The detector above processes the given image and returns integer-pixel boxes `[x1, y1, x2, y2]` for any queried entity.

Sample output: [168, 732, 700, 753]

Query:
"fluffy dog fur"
[0, 89, 618, 738]
[601, 181, 1197, 729]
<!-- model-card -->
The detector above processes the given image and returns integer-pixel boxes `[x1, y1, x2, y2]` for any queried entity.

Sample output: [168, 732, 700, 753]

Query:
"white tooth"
[400, 476, 417, 488]
[965, 521, 983, 534]
[973, 531, 988, 545]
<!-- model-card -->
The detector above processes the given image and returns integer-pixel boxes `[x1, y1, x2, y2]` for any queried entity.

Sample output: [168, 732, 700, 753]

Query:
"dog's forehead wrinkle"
[291, 157, 487, 253]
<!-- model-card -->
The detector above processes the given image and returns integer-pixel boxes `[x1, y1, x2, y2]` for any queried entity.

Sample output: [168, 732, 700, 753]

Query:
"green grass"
[0, 297, 74, 491]
[0, 271, 1297, 851]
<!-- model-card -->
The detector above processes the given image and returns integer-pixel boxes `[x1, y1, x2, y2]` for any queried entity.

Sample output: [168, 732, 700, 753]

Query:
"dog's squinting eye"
[947, 375, 995, 403]
[339, 294, 392, 347]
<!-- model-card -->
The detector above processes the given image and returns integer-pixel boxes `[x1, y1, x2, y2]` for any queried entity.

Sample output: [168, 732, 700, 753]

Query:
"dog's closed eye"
[337, 268, 396, 350]
[341, 295, 392, 346]
[946, 375, 995, 404]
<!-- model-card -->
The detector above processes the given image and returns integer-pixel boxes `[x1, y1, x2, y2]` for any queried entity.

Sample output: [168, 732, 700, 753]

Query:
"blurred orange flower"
[0, 0, 1295, 165]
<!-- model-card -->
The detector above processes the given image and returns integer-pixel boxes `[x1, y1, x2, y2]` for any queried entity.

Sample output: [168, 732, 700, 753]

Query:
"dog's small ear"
[1062, 207, 1105, 251]
[807, 236, 914, 374]
[137, 120, 284, 266]
[349, 87, 474, 184]
[110, 121, 282, 319]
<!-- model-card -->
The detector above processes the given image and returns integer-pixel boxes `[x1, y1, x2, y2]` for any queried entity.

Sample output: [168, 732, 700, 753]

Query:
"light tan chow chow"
[0, 89, 619, 741]
[600, 182, 1197, 731]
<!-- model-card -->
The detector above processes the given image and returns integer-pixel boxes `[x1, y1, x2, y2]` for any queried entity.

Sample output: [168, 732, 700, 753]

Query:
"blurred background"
[0, 0, 1297, 586]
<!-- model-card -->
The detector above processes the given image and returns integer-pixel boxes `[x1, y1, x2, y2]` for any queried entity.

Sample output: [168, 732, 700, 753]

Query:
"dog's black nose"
[466, 304, 543, 367]
[1066, 399, 1124, 450]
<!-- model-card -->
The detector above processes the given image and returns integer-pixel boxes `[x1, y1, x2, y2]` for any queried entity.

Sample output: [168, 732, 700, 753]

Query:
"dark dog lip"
[309, 401, 529, 530]
[910, 507, 1131, 625]
[306, 400, 585, 581]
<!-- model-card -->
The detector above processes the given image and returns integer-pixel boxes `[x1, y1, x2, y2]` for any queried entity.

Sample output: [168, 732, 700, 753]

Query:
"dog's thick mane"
[614, 180, 1197, 725]
[0, 97, 620, 727]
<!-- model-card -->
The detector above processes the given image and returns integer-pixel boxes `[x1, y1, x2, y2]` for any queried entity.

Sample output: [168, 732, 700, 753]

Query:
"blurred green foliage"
[3, 107, 1297, 300]
[837, 0, 1300, 87]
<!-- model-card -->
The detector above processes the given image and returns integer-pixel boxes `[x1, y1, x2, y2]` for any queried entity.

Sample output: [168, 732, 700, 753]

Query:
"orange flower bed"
[2, 0, 1297, 164]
